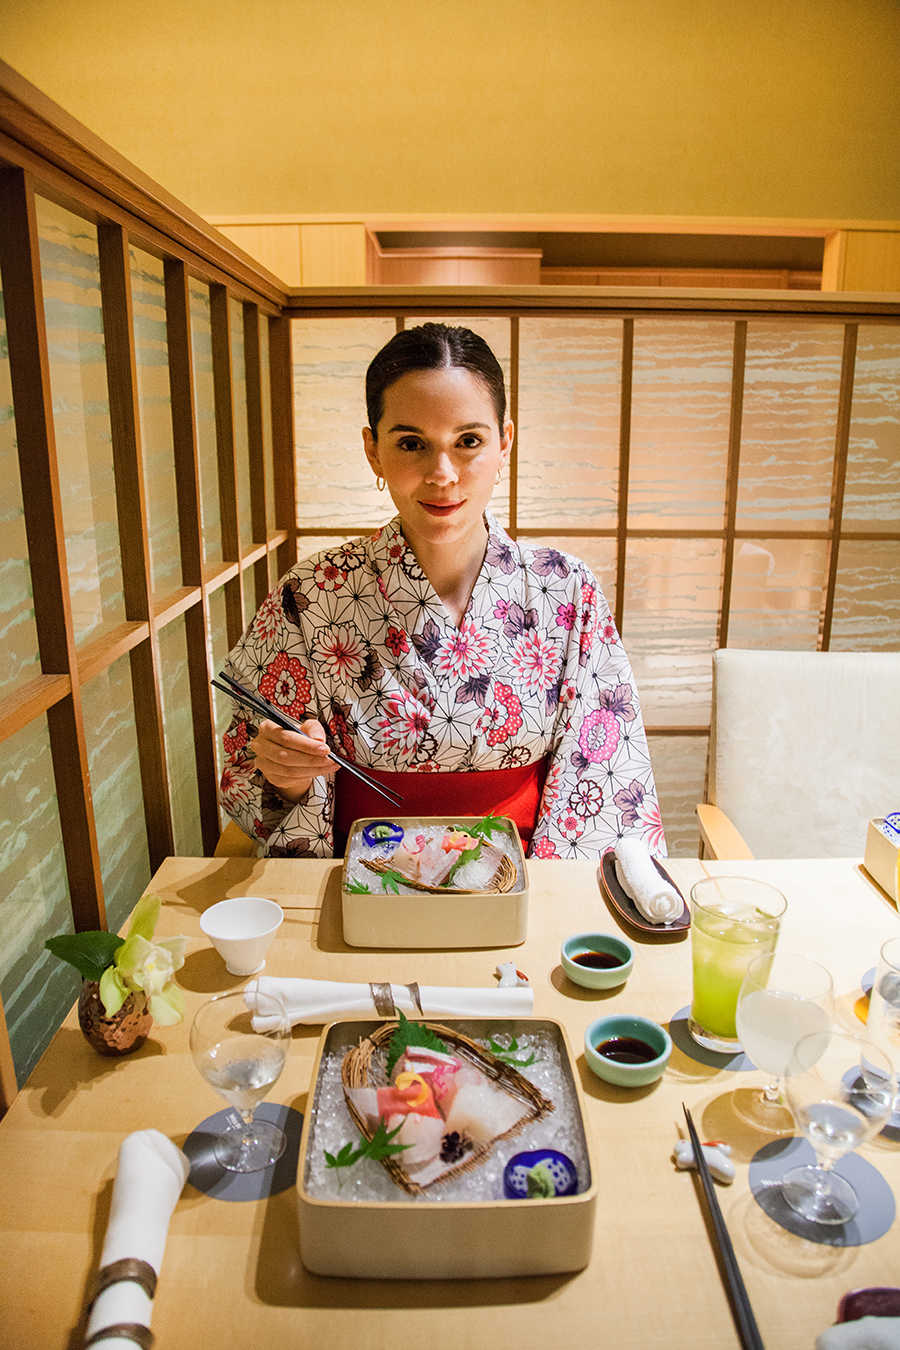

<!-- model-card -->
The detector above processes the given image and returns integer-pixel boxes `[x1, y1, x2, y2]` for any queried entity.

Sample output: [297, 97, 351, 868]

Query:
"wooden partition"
[0, 66, 296, 1095]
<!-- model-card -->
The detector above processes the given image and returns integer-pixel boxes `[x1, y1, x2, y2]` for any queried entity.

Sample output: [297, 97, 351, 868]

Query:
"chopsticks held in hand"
[213, 670, 403, 808]
[682, 1105, 765, 1350]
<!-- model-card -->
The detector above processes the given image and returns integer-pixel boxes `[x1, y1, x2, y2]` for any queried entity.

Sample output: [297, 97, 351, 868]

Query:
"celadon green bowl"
[584, 1013, 672, 1087]
[561, 931, 635, 989]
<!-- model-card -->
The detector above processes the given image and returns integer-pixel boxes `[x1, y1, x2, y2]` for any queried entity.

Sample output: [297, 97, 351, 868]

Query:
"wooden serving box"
[341, 816, 529, 949]
[295, 1017, 597, 1279]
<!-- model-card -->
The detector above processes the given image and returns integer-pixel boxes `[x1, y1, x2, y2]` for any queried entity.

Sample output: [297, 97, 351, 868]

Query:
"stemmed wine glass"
[864, 934, 900, 1124]
[190, 989, 291, 1173]
[783, 1027, 895, 1224]
[734, 951, 834, 1133]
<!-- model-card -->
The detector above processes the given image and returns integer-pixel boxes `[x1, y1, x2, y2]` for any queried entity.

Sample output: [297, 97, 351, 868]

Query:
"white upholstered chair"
[697, 649, 900, 859]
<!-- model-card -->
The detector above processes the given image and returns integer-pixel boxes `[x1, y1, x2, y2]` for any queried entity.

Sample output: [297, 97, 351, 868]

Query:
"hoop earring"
[495, 470, 502, 485]
[376, 476, 386, 492]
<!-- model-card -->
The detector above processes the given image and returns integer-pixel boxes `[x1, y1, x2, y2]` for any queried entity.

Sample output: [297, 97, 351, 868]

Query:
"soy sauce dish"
[584, 1013, 672, 1087]
[561, 932, 635, 990]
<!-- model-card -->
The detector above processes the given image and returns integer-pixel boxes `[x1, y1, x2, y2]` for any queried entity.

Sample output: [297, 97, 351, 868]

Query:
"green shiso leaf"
[443, 840, 482, 887]
[384, 1009, 449, 1078]
[44, 931, 123, 983]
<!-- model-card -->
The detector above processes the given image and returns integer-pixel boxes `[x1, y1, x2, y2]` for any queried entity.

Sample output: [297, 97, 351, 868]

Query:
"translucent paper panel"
[242, 566, 258, 629]
[517, 317, 621, 530]
[157, 617, 202, 856]
[622, 538, 722, 727]
[230, 297, 253, 551]
[728, 538, 828, 648]
[130, 246, 179, 593]
[81, 656, 150, 933]
[0, 288, 40, 687]
[830, 541, 900, 651]
[207, 585, 233, 780]
[413, 317, 511, 529]
[190, 280, 221, 564]
[737, 322, 844, 528]
[647, 734, 708, 858]
[0, 717, 77, 1086]
[844, 326, 900, 532]
[293, 317, 395, 529]
[37, 196, 124, 642]
[629, 320, 733, 529]
[260, 315, 276, 535]
[525, 535, 618, 625]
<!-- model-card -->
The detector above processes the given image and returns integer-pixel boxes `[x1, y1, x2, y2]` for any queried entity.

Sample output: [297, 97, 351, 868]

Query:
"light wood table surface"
[2, 856, 899, 1350]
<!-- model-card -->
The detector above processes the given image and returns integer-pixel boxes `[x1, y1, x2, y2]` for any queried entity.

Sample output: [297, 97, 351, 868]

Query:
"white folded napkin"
[817, 1319, 900, 1350]
[84, 1130, 190, 1350]
[245, 976, 534, 1029]
[613, 837, 684, 925]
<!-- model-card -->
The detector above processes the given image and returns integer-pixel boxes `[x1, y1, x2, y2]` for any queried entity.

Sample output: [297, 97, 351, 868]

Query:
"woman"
[221, 323, 664, 859]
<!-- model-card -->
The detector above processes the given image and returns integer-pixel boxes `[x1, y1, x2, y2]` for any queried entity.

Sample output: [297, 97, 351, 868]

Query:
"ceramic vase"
[77, 979, 152, 1056]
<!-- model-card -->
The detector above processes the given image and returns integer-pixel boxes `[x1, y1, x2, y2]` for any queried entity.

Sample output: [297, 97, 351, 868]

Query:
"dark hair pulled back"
[365, 323, 506, 436]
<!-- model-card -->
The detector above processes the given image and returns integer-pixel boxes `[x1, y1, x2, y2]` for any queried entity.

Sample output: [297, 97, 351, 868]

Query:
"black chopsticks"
[682, 1105, 765, 1350]
[213, 670, 403, 808]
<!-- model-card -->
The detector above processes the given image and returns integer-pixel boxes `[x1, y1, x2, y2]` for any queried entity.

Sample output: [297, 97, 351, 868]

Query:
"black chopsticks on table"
[212, 670, 403, 808]
[682, 1105, 765, 1350]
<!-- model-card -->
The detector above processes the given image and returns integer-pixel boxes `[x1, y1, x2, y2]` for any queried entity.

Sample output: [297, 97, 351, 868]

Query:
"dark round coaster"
[669, 1006, 756, 1071]
[861, 966, 875, 997]
[748, 1136, 895, 1246]
[183, 1102, 303, 1202]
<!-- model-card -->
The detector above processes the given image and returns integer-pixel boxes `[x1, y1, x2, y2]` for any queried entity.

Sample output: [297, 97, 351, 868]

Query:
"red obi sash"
[333, 758, 548, 856]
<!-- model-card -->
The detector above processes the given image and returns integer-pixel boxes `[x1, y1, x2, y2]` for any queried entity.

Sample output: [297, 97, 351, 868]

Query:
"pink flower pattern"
[436, 619, 492, 680]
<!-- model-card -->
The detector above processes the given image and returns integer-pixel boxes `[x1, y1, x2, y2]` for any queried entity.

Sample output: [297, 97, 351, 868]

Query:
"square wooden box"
[295, 1017, 597, 1279]
[865, 819, 900, 903]
[341, 816, 529, 949]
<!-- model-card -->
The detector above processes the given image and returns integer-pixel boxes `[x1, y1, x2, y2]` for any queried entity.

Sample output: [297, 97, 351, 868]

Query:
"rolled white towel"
[84, 1130, 189, 1350]
[245, 976, 533, 1030]
[614, 837, 684, 925]
[817, 1319, 900, 1350]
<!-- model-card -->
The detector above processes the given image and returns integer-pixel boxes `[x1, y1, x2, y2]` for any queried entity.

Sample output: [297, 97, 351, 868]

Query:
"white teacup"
[200, 897, 284, 976]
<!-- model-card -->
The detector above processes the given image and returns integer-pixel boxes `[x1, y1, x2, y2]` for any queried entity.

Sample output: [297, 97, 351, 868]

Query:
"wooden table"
[2, 857, 899, 1350]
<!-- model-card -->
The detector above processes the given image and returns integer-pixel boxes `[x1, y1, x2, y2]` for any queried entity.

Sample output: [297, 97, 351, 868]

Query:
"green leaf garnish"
[488, 1033, 537, 1067]
[346, 879, 371, 893]
[443, 840, 482, 887]
[379, 868, 406, 894]
[325, 1139, 364, 1170]
[44, 931, 123, 983]
[467, 814, 506, 841]
[324, 1120, 411, 1178]
[385, 1009, 449, 1078]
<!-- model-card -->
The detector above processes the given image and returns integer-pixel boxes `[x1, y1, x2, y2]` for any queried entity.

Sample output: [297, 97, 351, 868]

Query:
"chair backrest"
[709, 649, 900, 858]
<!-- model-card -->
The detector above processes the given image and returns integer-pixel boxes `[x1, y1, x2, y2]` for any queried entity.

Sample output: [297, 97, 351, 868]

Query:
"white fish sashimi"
[387, 1112, 446, 1175]
[443, 1081, 530, 1145]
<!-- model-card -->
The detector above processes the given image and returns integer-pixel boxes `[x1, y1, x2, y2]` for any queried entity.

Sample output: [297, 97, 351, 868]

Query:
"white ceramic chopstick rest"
[673, 1138, 735, 1184]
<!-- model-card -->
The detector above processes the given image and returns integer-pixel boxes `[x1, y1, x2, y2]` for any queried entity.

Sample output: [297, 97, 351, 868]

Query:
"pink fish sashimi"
[394, 1049, 480, 1114]
[376, 1074, 441, 1119]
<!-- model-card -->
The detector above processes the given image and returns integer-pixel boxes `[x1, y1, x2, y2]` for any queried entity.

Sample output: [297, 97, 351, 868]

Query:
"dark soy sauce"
[573, 950, 623, 969]
[596, 1036, 658, 1064]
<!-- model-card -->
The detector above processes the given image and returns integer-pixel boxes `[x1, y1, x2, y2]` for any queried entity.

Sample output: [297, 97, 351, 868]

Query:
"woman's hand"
[250, 718, 337, 804]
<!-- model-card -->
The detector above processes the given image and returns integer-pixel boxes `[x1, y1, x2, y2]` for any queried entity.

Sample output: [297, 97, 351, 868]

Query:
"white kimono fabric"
[220, 514, 665, 860]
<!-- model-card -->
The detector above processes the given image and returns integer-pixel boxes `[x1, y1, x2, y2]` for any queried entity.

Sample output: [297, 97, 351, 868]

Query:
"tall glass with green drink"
[689, 877, 787, 1053]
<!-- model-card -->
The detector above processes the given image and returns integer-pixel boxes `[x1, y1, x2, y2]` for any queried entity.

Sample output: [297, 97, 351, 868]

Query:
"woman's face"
[363, 367, 512, 557]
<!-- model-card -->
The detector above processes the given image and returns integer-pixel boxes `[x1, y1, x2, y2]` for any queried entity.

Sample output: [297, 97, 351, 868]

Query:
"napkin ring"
[370, 982, 423, 1016]
[91, 1257, 158, 1304]
[84, 1323, 154, 1350]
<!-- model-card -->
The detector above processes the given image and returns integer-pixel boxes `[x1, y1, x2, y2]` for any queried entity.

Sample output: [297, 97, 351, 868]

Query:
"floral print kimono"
[220, 513, 665, 859]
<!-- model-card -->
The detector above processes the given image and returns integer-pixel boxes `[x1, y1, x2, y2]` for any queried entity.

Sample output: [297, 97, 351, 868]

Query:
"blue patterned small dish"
[503, 1149, 578, 1199]
[361, 821, 405, 851]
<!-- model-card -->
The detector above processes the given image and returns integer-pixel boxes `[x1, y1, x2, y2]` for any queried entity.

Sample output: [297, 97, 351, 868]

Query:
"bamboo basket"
[341, 1020, 552, 1196]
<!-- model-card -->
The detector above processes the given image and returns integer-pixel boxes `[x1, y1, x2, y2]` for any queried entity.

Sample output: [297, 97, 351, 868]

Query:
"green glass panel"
[0, 286, 40, 687]
[292, 316, 402, 530]
[81, 656, 151, 932]
[0, 716, 77, 1087]
[728, 537, 828, 649]
[830, 540, 900, 651]
[518, 317, 620, 531]
[737, 321, 844, 528]
[230, 297, 253, 551]
[260, 315, 276, 535]
[648, 733, 708, 858]
[157, 615, 203, 856]
[622, 538, 723, 727]
[629, 319, 733, 529]
[190, 280, 222, 564]
[843, 326, 900, 532]
[130, 246, 179, 594]
[37, 196, 125, 642]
